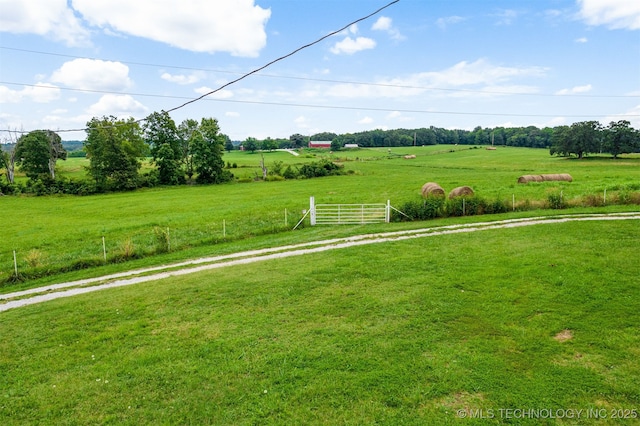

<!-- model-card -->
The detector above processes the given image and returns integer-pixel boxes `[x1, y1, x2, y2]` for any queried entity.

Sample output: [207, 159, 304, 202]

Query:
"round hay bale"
[421, 182, 445, 197]
[541, 173, 573, 182]
[517, 175, 543, 184]
[448, 186, 474, 198]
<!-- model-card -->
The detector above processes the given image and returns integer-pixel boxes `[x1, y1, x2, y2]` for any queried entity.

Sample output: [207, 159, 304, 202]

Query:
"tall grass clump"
[24, 249, 45, 268]
[153, 227, 171, 254]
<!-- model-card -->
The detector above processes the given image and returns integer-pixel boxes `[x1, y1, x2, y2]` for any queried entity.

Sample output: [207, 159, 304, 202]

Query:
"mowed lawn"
[1, 219, 638, 425]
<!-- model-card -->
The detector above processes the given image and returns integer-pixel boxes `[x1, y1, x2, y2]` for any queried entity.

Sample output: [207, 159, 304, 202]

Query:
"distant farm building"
[344, 144, 359, 149]
[308, 141, 332, 148]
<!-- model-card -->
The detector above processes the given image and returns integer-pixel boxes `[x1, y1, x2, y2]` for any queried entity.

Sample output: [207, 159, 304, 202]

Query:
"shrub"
[485, 198, 509, 214]
[393, 197, 445, 221]
[282, 165, 299, 180]
[547, 193, 566, 209]
[445, 196, 485, 216]
[298, 160, 344, 178]
[270, 161, 284, 176]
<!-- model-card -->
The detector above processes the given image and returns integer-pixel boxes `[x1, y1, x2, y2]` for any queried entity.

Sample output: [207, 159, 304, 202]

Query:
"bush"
[282, 165, 298, 180]
[445, 196, 485, 217]
[0, 180, 22, 195]
[485, 198, 509, 214]
[547, 193, 566, 209]
[270, 161, 284, 176]
[393, 197, 444, 221]
[298, 160, 344, 178]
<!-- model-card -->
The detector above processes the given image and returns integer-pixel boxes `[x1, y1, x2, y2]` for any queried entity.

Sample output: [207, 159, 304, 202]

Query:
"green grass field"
[3, 146, 639, 288]
[2, 146, 640, 424]
[1, 219, 639, 424]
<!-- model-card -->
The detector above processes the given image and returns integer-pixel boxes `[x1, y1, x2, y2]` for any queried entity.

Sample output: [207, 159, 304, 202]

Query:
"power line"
[0, 0, 401, 135]
[2, 45, 637, 99]
[0, 82, 637, 133]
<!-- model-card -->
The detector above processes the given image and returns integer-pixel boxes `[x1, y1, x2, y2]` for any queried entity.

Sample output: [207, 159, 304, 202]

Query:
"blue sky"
[1, 0, 639, 141]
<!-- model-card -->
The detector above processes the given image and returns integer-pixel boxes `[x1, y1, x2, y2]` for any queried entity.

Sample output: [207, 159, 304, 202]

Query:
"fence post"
[512, 194, 515, 211]
[310, 196, 316, 226]
[13, 250, 18, 277]
[167, 227, 171, 252]
[285, 208, 288, 226]
[604, 189, 607, 205]
[223, 220, 226, 238]
[386, 200, 391, 223]
[102, 236, 107, 262]
[463, 198, 466, 216]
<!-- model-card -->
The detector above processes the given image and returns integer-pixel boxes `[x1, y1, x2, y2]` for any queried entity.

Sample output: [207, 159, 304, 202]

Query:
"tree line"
[237, 121, 639, 156]
[1, 111, 230, 195]
[2, 116, 639, 195]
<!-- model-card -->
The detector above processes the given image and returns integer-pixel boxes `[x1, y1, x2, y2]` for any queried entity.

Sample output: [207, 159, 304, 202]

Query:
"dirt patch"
[554, 329, 573, 342]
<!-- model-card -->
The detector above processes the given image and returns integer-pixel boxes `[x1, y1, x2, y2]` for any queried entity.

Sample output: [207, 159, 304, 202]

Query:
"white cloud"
[575, 37, 588, 43]
[436, 16, 466, 29]
[386, 111, 414, 123]
[86, 94, 147, 117]
[372, 16, 404, 40]
[492, 9, 519, 26]
[71, 0, 271, 56]
[194, 86, 233, 99]
[330, 36, 376, 55]
[577, 0, 640, 30]
[358, 117, 374, 124]
[50, 59, 132, 91]
[0, 0, 90, 46]
[555, 84, 592, 95]
[324, 59, 546, 100]
[225, 111, 240, 117]
[161, 72, 202, 85]
[0, 83, 61, 103]
[372, 17, 392, 31]
[604, 104, 640, 128]
[419, 59, 547, 87]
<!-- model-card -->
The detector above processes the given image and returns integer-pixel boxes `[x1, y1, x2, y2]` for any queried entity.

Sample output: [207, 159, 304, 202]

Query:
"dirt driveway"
[2, 212, 639, 312]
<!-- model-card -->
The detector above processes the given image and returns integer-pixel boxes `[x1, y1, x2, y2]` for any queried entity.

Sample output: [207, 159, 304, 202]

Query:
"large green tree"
[243, 137, 258, 153]
[550, 121, 603, 159]
[84, 116, 147, 191]
[191, 118, 231, 184]
[15, 130, 66, 180]
[604, 120, 639, 159]
[143, 111, 183, 185]
[177, 118, 199, 181]
[289, 133, 306, 149]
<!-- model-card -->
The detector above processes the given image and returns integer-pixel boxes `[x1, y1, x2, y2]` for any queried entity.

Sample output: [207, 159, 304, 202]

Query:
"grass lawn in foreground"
[1, 219, 638, 424]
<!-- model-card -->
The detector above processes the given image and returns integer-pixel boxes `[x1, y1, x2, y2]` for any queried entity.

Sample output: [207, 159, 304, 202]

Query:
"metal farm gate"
[309, 196, 390, 225]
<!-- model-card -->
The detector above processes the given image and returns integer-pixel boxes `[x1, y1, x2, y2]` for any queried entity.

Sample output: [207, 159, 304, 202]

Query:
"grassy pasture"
[2, 146, 639, 288]
[1, 219, 639, 424]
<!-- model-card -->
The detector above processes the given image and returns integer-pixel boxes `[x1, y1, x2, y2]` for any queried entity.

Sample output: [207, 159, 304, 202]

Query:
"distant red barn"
[308, 141, 332, 148]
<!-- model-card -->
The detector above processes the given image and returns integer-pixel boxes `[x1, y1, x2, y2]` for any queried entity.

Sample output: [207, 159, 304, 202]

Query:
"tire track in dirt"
[2, 212, 639, 312]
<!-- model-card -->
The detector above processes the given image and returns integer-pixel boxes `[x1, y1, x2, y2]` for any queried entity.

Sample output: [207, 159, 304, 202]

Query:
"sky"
[0, 0, 639, 141]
